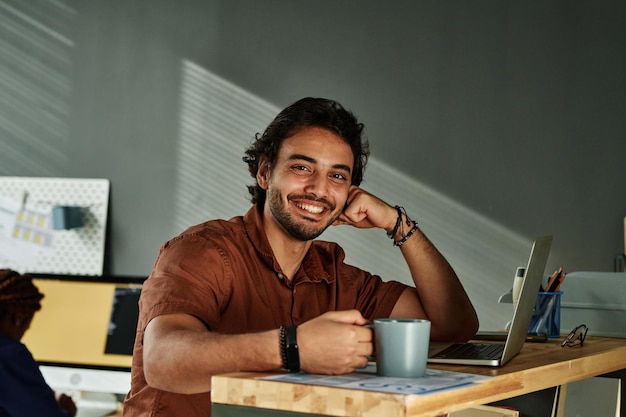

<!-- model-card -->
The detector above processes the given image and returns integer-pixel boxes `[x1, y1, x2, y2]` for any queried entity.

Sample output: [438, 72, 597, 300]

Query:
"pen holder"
[528, 291, 562, 338]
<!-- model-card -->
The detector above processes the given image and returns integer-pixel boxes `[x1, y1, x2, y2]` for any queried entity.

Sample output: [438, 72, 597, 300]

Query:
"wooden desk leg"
[553, 384, 568, 417]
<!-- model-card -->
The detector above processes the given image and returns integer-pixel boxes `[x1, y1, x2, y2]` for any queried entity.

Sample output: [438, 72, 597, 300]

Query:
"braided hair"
[0, 269, 44, 318]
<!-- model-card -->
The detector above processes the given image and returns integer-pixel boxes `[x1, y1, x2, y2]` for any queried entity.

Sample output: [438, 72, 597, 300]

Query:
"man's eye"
[291, 165, 310, 172]
[331, 173, 347, 181]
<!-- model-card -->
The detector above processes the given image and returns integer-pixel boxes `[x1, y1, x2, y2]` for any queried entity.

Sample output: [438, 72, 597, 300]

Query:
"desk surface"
[211, 336, 626, 417]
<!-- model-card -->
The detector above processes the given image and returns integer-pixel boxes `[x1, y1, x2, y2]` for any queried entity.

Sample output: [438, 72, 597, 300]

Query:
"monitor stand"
[76, 392, 121, 417]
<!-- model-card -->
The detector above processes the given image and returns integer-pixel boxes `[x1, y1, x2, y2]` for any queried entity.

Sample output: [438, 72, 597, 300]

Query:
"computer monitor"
[21, 273, 144, 416]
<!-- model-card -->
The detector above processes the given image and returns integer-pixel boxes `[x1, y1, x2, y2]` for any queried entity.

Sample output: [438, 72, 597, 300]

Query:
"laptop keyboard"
[431, 343, 504, 360]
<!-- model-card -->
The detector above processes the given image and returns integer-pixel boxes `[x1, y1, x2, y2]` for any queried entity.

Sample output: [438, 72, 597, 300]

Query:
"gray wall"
[2, 0, 625, 329]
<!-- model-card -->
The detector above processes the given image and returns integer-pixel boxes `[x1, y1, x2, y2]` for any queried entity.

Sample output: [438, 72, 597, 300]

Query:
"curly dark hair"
[0, 269, 43, 317]
[243, 97, 369, 206]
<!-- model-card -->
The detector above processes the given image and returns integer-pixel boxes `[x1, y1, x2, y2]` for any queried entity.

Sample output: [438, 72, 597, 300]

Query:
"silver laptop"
[428, 235, 553, 367]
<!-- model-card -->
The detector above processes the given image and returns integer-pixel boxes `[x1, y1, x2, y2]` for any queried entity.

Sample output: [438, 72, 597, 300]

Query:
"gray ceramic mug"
[369, 318, 431, 378]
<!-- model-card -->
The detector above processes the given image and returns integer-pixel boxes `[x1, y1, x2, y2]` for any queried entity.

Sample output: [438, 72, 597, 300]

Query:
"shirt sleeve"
[139, 233, 232, 330]
[0, 341, 71, 417]
[353, 271, 409, 320]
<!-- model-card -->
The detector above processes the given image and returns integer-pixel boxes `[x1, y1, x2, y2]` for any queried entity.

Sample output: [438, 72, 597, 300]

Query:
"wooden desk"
[211, 336, 626, 417]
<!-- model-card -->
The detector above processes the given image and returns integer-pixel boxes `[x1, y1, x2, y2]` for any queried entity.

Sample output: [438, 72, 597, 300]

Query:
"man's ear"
[256, 159, 270, 190]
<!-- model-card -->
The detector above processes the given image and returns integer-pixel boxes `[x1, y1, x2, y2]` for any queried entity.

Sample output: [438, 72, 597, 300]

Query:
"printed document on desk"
[262, 367, 491, 395]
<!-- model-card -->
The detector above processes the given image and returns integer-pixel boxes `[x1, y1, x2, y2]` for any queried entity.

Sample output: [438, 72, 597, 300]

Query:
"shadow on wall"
[0, 0, 76, 176]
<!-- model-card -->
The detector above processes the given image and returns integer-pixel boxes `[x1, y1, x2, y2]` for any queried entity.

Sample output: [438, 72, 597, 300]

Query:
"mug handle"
[364, 323, 376, 361]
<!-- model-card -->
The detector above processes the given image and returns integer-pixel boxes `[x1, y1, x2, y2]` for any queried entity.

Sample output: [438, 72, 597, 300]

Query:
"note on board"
[0, 177, 109, 275]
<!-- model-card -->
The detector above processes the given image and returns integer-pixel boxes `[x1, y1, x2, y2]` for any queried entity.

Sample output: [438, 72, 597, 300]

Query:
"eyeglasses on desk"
[561, 324, 588, 347]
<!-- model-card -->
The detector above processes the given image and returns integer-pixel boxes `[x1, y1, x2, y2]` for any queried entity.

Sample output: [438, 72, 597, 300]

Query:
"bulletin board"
[0, 177, 109, 275]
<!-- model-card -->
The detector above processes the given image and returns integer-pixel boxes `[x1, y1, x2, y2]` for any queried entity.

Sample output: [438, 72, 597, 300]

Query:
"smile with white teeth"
[295, 202, 324, 214]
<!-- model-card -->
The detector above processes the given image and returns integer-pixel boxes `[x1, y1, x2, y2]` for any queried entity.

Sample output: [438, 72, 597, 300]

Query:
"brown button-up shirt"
[123, 205, 408, 417]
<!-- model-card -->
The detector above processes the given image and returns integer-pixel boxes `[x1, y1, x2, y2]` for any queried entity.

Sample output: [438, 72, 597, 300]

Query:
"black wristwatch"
[280, 325, 300, 372]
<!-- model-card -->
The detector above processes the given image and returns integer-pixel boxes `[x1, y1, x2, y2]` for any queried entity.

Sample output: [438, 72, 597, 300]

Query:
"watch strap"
[280, 325, 300, 372]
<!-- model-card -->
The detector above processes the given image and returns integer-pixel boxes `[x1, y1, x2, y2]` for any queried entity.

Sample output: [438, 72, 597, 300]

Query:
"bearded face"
[259, 127, 353, 242]
[267, 187, 341, 241]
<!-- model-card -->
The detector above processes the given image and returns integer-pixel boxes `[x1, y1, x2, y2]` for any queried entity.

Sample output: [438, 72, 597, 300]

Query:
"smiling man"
[123, 97, 478, 417]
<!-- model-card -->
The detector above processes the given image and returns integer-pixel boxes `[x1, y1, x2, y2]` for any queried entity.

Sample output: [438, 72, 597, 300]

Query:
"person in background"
[123, 97, 479, 416]
[0, 269, 77, 417]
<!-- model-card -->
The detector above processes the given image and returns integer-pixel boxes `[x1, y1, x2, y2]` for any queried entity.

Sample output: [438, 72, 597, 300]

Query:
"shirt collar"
[242, 204, 333, 284]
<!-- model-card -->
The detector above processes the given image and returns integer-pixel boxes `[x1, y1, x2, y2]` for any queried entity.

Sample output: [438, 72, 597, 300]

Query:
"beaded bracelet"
[386, 206, 412, 238]
[387, 205, 418, 247]
[393, 220, 419, 247]
[279, 325, 300, 372]
[279, 326, 287, 369]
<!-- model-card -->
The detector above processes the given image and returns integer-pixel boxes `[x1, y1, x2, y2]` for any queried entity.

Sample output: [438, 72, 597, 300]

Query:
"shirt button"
[277, 272, 284, 279]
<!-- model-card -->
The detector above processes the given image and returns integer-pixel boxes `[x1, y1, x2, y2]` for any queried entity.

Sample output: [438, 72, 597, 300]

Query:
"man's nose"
[303, 171, 328, 198]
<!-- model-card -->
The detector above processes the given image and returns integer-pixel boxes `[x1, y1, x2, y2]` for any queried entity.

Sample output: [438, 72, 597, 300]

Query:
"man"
[123, 97, 478, 416]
